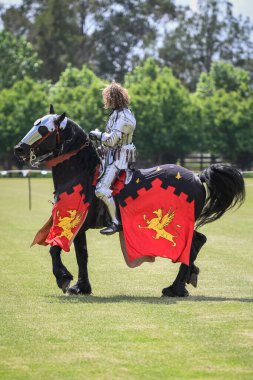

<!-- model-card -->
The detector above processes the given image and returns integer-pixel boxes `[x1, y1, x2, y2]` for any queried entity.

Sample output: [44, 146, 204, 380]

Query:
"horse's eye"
[38, 125, 49, 136]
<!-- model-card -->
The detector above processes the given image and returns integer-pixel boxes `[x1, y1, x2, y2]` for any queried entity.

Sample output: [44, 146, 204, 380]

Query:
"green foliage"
[196, 62, 253, 168]
[0, 31, 42, 90]
[0, 55, 252, 170]
[0, 77, 50, 154]
[125, 59, 196, 162]
[197, 62, 252, 98]
[2, 0, 90, 82]
[2, 0, 252, 87]
[50, 64, 107, 131]
[32, 0, 83, 82]
[1, 0, 176, 82]
[90, 0, 160, 81]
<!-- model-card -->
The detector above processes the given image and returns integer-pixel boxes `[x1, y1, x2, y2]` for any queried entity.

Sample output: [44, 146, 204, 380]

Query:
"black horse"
[14, 106, 245, 297]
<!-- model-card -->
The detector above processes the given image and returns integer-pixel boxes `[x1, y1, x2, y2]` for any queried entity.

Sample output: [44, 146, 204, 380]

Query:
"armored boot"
[99, 195, 122, 235]
[95, 164, 122, 235]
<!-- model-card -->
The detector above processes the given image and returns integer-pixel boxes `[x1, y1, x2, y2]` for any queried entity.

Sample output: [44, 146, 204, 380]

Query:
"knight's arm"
[90, 110, 135, 147]
[101, 130, 122, 147]
[89, 127, 121, 147]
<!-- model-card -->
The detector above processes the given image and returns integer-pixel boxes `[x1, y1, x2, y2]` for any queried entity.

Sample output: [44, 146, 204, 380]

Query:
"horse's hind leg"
[67, 227, 92, 295]
[186, 263, 200, 288]
[185, 231, 207, 288]
[162, 264, 190, 297]
[162, 231, 207, 297]
[50, 245, 73, 293]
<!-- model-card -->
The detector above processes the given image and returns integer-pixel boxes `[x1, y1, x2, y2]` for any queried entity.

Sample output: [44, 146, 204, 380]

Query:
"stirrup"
[100, 223, 122, 235]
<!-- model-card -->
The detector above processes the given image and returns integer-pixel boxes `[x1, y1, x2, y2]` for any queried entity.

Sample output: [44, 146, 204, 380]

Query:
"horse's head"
[14, 105, 87, 167]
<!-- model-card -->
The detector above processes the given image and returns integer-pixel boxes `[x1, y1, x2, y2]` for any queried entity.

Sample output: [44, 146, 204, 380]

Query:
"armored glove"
[89, 129, 102, 141]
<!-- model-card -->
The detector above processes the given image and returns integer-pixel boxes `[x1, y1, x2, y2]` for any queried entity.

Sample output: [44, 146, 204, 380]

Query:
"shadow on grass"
[47, 294, 177, 305]
[46, 294, 253, 304]
[185, 296, 253, 303]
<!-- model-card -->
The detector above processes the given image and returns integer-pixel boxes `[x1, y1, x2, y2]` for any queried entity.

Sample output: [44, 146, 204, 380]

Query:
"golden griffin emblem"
[56, 210, 83, 240]
[138, 208, 181, 246]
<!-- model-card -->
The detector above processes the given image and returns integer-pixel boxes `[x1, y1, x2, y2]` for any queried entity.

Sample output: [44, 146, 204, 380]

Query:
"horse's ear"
[55, 112, 66, 125]
[49, 104, 55, 114]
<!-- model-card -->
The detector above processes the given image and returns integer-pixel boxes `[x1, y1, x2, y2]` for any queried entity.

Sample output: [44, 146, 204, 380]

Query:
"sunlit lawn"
[0, 178, 252, 380]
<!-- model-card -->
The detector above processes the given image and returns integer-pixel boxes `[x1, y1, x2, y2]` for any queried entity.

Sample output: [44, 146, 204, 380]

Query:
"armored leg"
[95, 164, 121, 234]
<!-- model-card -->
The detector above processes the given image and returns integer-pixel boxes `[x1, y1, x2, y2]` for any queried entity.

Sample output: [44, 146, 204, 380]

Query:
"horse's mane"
[55, 118, 100, 174]
[60, 118, 88, 154]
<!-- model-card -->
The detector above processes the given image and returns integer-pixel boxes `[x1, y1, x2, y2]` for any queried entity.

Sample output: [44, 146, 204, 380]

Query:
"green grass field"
[0, 178, 252, 380]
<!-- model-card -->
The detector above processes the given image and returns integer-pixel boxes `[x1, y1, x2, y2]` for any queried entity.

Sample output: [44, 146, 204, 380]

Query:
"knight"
[89, 81, 136, 235]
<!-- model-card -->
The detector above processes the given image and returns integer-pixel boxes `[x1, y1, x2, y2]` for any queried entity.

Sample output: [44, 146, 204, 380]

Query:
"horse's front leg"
[67, 227, 92, 295]
[50, 245, 73, 293]
[162, 231, 207, 297]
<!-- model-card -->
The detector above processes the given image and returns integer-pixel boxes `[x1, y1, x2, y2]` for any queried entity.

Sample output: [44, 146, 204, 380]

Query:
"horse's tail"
[196, 164, 245, 229]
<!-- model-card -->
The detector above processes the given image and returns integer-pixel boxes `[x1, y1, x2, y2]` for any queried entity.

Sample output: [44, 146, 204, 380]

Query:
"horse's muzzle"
[14, 142, 31, 161]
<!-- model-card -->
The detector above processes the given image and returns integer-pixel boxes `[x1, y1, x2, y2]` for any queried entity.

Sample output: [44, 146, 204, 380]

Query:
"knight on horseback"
[89, 81, 136, 235]
[14, 104, 245, 297]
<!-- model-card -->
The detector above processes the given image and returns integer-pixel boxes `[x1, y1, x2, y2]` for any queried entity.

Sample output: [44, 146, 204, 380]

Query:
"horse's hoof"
[162, 285, 189, 298]
[67, 282, 92, 296]
[187, 266, 200, 288]
[54, 264, 74, 292]
[61, 278, 71, 294]
[56, 274, 73, 291]
[189, 272, 198, 288]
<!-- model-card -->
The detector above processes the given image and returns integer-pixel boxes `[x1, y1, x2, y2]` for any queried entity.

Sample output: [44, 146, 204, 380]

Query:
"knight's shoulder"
[116, 108, 132, 117]
[122, 108, 136, 124]
[108, 110, 117, 119]
[124, 108, 134, 116]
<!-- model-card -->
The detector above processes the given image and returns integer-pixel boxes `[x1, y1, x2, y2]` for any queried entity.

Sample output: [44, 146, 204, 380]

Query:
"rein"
[46, 141, 90, 168]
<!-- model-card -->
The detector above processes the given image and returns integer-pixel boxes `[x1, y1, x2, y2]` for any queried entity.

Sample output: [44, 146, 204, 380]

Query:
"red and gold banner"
[45, 184, 89, 252]
[119, 177, 195, 265]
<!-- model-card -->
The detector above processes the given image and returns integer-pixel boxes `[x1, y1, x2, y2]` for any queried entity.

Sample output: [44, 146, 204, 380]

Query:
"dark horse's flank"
[14, 108, 245, 297]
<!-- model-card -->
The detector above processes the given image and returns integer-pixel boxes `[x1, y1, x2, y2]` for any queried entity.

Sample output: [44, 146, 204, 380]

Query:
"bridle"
[29, 125, 91, 168]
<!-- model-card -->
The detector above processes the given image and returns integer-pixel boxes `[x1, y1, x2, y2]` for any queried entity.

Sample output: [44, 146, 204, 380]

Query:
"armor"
[90, 108, 136, 233]
[21, 114, 67, 146]
[103, 108, 136, 169]
[20, 114, 68, 166]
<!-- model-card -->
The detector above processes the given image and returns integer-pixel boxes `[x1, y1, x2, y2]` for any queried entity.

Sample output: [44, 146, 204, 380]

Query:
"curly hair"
[102, 81, 130, 109]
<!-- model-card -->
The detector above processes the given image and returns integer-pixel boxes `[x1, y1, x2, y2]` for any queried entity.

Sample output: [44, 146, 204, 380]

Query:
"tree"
[125, 58, 196, 164]
[2, 0, 87, 82]
[88, 0, 167, 81]
[159, 0, 253, 90]
[196, 62, 253, 169]
[50, 64, 106, 131]
[0, 76, 50, 165]
[0, 2, 31, 37]
[1, 0, 175, 82]
[196, 61, 252, 98]
[0, 31, 41, 90]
